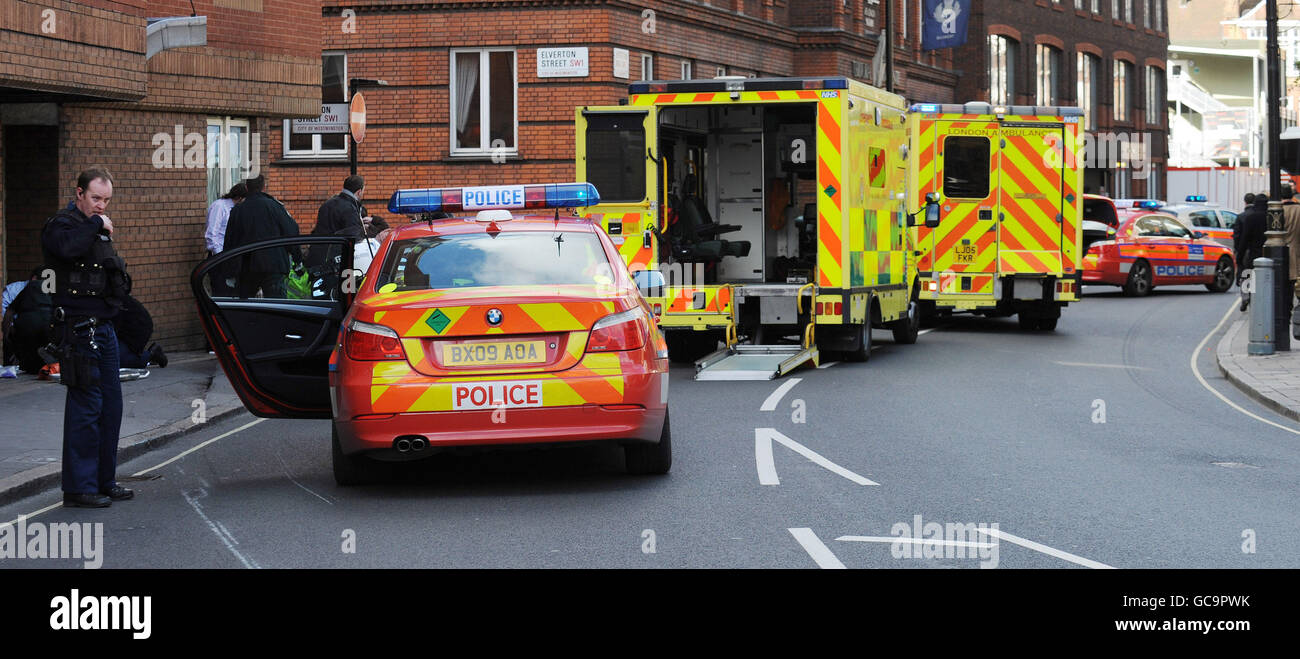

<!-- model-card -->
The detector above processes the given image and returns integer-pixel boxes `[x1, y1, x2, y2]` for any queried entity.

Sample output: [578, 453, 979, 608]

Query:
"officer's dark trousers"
[62, 322, 123, 495]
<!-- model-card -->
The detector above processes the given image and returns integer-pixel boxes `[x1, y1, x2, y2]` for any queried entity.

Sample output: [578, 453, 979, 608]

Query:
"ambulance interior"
[658, 103, 818, 285]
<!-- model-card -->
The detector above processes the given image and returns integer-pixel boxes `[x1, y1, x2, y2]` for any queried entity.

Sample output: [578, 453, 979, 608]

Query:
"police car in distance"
[1081, 211, 1236, 296]
[1157, 195, 1237, 246]
[192, 182, 672, 485]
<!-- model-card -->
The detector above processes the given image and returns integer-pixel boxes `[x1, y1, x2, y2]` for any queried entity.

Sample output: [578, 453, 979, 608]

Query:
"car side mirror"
[1192, 231, 1206, 239]
[924, 193, 941, 229]
[633, 269, 666, 297]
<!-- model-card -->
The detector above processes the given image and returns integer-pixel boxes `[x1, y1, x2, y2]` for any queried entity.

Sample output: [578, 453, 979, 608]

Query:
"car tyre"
[332, 422, 388, 486]
[1206, 256, 1235, 293]
[625, 409, 672, 475]
[890, 295, 920, 345]
[1123, 259, 1153, 297]
[844, 322, 872, 362]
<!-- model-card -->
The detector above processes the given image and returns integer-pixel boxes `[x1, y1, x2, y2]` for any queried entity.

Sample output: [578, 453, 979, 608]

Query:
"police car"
[192, 183, 672, 485]
[1081, 211, 1236, 296]
[1157, 196, 1237, 246]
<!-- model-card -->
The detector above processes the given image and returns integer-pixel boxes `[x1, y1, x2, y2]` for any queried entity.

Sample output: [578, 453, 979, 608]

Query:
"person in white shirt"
[205, 182, 246, 296]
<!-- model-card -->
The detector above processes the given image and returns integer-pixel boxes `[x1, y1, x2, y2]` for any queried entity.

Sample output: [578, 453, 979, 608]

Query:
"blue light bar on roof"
[388, 183, 601, 215]
[913, 103, 940, 113]
[1186, 195, 1208, 202]
[1138, 200, 1162, 209]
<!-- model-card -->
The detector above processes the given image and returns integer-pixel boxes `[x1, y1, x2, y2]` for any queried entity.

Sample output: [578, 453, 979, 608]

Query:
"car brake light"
[346, 320, 406, 361]
[587, 308, 646, 352]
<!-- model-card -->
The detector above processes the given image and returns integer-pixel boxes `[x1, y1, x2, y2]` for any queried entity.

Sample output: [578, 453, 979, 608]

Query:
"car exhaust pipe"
[410, 437, 427, 452]
[394, 438, 412, 453]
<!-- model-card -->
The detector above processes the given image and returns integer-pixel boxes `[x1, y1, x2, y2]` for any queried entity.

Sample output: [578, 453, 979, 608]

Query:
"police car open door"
[191, 236, 355, 419]
[574, 106, 661, 275]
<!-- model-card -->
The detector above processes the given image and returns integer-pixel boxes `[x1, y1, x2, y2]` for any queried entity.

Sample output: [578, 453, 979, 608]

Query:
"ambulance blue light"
[823, 79, 849, 89]
[1186, 195, 1208, 202]
[915, 103, 940, 112]
[388, 183, 601, 215]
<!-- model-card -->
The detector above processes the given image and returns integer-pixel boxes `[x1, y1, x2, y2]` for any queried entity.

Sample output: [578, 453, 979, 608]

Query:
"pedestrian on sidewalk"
[307, 174, 375, 271]
[1243, 192, 1256, 215]
[1283, 185, 1300, 302]
[222, 175, 300, 299]
[41, 167, 135, 508]
[204, 182, 246, 297]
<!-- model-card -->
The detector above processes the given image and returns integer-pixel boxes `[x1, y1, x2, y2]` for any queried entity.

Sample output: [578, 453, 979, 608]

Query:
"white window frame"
[641, 53, 654, 81]
[717, 66, 726, 77]
[207, 116, 251, 206]
[282, 51, 348, 159]
[449, 48, 519, 158]
[681, 60, 692, 80]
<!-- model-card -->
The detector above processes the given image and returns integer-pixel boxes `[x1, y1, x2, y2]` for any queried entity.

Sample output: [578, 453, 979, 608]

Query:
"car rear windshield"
[372, 230, 613, 291]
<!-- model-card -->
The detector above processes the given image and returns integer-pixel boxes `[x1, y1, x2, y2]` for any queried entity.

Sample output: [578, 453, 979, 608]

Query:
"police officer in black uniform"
[42, 167, 134, 508]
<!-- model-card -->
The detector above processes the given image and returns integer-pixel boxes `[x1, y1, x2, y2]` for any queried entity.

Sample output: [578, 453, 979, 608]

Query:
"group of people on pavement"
[1232, 186, 1300, 311]
[13, 167, 391, 509]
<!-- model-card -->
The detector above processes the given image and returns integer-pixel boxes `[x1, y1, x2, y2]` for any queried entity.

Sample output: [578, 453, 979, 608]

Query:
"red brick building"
[949, 0, 1170, 197]
[267, 0, 962, 227]
[1, 0, 322, 349]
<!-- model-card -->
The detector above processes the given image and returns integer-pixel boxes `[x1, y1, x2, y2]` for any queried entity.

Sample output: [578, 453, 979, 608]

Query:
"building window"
[900, 0, 908, 43]
[1142, 0, 1150, 28]
[1124, 0, 1132, 22]
[681, 60, 692, 80]
[1145, 65, 1164, 125]
[717, 66, 727, 77]
[989, 35, 1016, 105]
[641, 54, 654, 81]
[1074, 0, 1083, 9]
[1078, 52, 1099, 129]
[207, 117, 250, 205]
[1111, 0, 1118, 19]
[1091, 0, 1100, 13]
[1155, 0, 1163, 30]
[1114, 59, 1132, 122]
[450, 48, 517, 156]
[1036, 44, 1061, 106]
[283, 52, 346, 158]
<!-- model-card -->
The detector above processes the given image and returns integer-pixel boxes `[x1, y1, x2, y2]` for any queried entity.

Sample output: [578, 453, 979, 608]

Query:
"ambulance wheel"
[625, 409, 672, 475]
[890, 298, 920, 345]
[1018, 313, 1038, 331]
[1206, 257, 1235, 292]
[332, 422, 388, 486]
[1123, 259, 1153, 297]
[844, 323, 872, 362]
[1036, 316, 1058, 331]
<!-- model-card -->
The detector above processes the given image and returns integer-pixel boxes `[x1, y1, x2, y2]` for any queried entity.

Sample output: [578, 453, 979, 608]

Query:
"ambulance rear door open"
[575, 106, 661, 277]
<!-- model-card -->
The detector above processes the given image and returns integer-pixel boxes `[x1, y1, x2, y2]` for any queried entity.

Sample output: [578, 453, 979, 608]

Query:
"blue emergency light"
[1138, 200, 1163, 209]
[388, 182, 601, 215]
[914, 103, 940, 113]
[1186, 195, 1208, 202]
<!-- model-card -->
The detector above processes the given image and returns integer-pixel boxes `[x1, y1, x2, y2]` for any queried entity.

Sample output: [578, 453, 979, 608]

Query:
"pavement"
[0, 351, 243, 506]
[1216, 313, 1300, 423]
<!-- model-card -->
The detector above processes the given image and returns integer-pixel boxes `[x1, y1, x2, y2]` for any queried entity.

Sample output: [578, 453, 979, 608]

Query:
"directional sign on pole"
[755, 428, 878, 486]
[350, 91, 367, 144]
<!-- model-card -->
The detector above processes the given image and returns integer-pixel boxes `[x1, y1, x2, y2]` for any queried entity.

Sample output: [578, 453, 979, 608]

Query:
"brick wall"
[0, 0, 147, 101]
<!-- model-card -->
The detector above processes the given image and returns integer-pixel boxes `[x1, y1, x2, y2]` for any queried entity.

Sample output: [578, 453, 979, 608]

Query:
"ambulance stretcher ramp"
[694, 344, 819, 381]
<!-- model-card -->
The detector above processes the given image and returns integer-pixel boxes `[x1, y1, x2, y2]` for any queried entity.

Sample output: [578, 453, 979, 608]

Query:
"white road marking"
[133, 418, 265, 476]
[1052, 361, 1152, 370]
[760, 378, 802, 411]
[816, 360, 840, 369]
[788, 528, 847, 569]
[1190, 300, 1300, 437]
[836, 535, 997, 549]
[183, 487, 261, 569]
[974, 527, 1114, 569]
[2, 503, 59, 531]
[755, 428, 878, 486]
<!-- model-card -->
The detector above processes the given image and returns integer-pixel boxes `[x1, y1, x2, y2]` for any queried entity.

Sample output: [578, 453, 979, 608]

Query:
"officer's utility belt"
[42, 308, 109, 389]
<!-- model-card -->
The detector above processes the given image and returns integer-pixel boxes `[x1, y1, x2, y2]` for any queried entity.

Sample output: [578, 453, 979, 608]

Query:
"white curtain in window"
[455, 54, 480, 135]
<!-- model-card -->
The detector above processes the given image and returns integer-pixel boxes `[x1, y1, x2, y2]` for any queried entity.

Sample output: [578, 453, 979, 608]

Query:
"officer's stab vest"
[41, 210, 132, 304]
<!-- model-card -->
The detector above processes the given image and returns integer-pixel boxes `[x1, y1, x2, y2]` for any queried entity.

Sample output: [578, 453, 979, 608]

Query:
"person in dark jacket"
[41, 167, 133, 508]
[307, 175, 373, 269]
[115, 295, 166, 369]
[222, 175, 300, 298]
[1, 268, 51, 374]
[1234, 194, 1269, 277]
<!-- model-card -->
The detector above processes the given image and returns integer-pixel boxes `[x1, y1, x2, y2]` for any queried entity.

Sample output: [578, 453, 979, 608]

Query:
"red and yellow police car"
[1081, 211, 1236, 296]
[193, 183, 672, 485]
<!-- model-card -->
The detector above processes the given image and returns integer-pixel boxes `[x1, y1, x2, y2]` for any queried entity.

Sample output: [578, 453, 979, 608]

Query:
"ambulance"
[906, 103, 1084, 331]
[575, 76, 938, 379]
